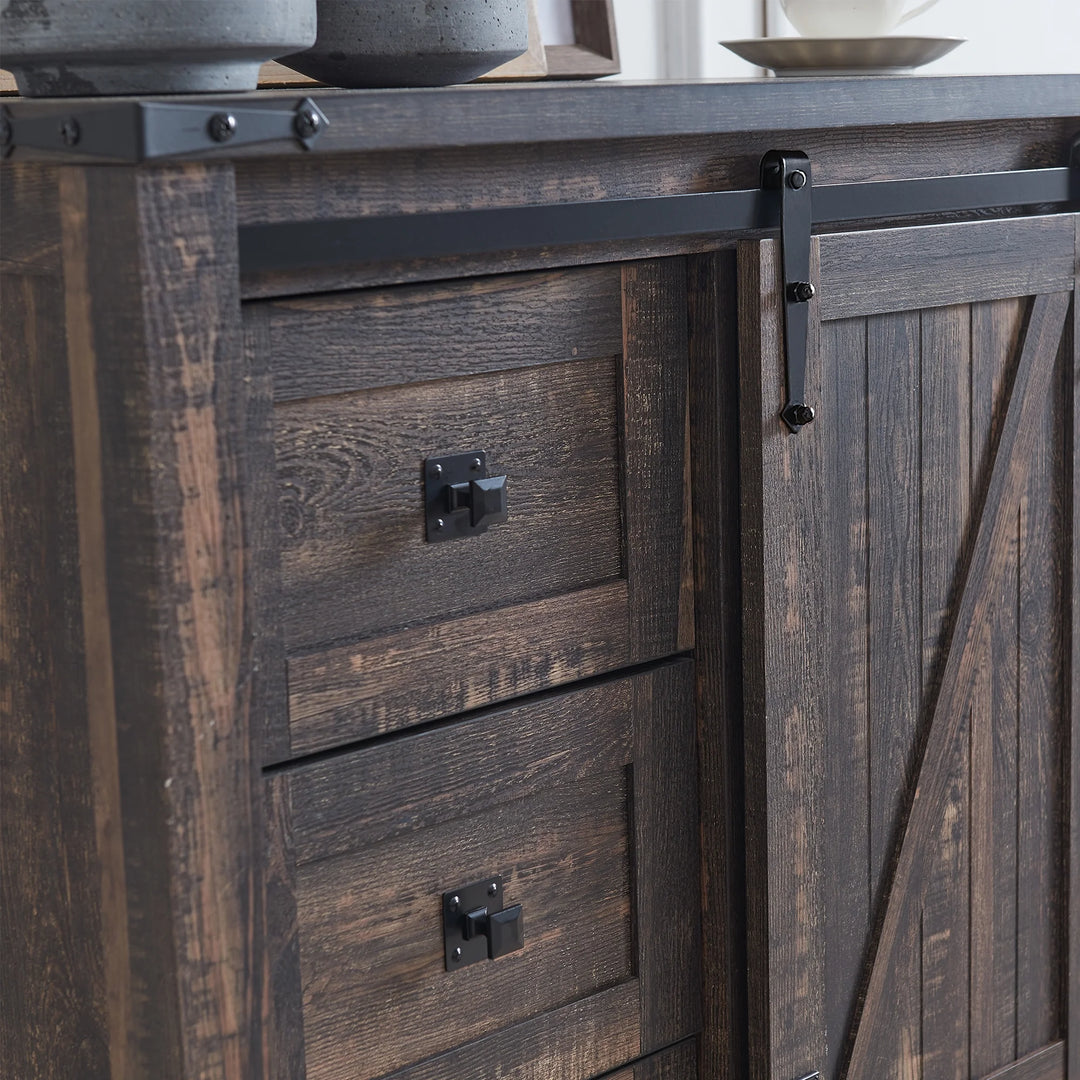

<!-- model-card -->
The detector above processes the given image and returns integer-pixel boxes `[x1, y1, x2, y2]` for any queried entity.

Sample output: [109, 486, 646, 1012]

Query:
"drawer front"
[245, 261, 692, 763]
[265, 661, 701, 1080]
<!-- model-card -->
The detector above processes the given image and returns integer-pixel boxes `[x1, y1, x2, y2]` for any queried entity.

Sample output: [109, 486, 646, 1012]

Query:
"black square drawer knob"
[488, 905, 524, 959]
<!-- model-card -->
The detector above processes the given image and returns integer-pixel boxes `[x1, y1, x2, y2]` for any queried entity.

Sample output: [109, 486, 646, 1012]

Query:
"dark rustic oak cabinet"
[2, 75, 1079, 1080]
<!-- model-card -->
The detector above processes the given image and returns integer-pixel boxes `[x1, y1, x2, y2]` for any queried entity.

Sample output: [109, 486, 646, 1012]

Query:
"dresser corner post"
[56, 159, 268, 1079]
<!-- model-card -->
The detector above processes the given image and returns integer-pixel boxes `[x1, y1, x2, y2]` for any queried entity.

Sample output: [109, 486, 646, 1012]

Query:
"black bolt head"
[487, 882, 498, 896]
[787, 169, 808, 190]
[59, 117, 81, 147]
[208, 113, 237, 143]
[788, 281, 816, 303]
[792, 404, 816, 426]
[294, 109, 322, 140]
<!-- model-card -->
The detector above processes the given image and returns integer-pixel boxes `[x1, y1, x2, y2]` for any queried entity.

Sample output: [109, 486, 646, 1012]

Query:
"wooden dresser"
[2, 76, 1079, 1080]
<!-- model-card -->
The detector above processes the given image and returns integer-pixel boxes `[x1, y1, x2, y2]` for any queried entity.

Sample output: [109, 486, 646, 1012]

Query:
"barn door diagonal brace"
[761, 149, 816, 433]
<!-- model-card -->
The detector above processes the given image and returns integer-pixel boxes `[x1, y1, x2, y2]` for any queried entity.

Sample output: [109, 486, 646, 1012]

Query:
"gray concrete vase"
[0, 0, 317, 97]
[281, 0, 528, 87]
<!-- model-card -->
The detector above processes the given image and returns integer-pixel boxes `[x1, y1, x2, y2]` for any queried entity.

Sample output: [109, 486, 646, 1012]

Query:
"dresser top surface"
[3, 74, 1079, 164]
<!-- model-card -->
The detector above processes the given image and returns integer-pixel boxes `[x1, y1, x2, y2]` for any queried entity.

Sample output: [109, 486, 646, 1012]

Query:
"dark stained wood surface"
[977, 1041, 1066, 1080]
[248, 265, 624, 401]
[0, 165, 111, 1080]
[738, 213, 1077, 1079]
[817, 215, 1076, 321]
[286, 581, 631, 755]
[234, 118, 1078, 298]
[621, 259, 694, 662]
[249, 257, 690, 761]
[1069, 213, 1080, 1080]
[5, 77, 1078, 162]
[687, 249, 749, 1080]
[605, 1038, 697, 1080]
[267, 664, 699, 1080]
[70, 163, 266, 1078]
[274, 354, 623, 651]
[739, 235, 829, 1080]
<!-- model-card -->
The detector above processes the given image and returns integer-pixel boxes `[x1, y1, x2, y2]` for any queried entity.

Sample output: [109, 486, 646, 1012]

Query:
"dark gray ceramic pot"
[0, 0, 317, 97]
[281, 0, 527, 88]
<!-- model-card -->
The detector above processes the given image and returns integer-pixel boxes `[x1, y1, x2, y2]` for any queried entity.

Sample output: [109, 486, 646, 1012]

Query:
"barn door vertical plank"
[739, 237, 828, 1080]
[819, 315, 870, 1080]
[1067, 215, 1080, 1080]
[969, 297, 1025, 1075]
[1015, 295, 1070, 1057]
[918, 304, 972, 1078]
[865, 308, 924, 1075]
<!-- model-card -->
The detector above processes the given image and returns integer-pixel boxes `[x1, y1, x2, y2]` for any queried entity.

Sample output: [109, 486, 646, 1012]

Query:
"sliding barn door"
[738, 214, 1079, 1080]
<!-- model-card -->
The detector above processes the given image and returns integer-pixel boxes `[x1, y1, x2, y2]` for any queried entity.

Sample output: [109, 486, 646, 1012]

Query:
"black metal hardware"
[424, 451, 508, 542]
[237, 147, 1078, 275]
[762, 150, 816, 433]
[0, 97, 327, 161]
[443, 876, 524, 970]
[795, 1073, 820, 1080]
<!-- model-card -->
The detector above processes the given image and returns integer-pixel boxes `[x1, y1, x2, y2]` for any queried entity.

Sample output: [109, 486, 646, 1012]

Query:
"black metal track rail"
[238, 159, 1079, 275]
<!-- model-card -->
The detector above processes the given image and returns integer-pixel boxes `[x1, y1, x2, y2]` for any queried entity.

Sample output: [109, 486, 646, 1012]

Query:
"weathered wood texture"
[978, 1041, 1066, 1080]
[687, 249, 748, 1080]
[266, 662, 699, 1080]
[234, 118, 1078, 298]
[1070, 214, 1080, 1080]
[248, 259, 691, 761]
[1, 165, 111, 1080]
[605, 1038, 698, 1080]
[2, 162, 267, 1079]
[739, 214, 1076, 1079]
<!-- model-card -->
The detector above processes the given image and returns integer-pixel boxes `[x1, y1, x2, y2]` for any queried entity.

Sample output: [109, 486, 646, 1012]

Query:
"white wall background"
[603, 0, 1080, 78]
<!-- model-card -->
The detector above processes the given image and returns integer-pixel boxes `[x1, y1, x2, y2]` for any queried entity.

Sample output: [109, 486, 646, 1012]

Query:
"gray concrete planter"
[282, 0, 528, 87]
[0, 0, 317, 96]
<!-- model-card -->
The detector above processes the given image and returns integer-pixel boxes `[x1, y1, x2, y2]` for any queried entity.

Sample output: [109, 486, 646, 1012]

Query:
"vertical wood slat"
[67, 163, 265, 1079]
[0, 166, 112, 1080]
[688, 249, 748, 1080]
[845, 289, 1072, 1077]
[740, 236, 828, 1080]
[970, 297, 1025, 1075]
[1015, 289, 1069, 1055]
[865, 309, 924, 1076]
[919, 304, 972, 1078]
[819, 315, 870, 1080]
[1067, 215, 1080, 1080]
[622, 258, 693, 663]
[635, 660, 702, 1053]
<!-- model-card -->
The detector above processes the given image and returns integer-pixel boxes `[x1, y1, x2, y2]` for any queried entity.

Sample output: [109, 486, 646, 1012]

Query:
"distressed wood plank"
[969, 297, 1025, 1075]
[688, 249, 749, 1080]
[635, 660, 701, 1052]
[1069, 213, 1080, 1080]
[0, 169, 112, 1080]
[71, 163, 265, 1078]
[739, 236, 828, 1080]
[819, 314, 870, 1080]
[285, 581, 632, 758]
[622, 258, 693, 663]
[1015, 292, 1069, 1055]
[845, 289, 1072, 1076]
[919, 304, 972, 1078]
[977, 1041, 1066, 1080]
[818, 217, 1075, 321]
[252, 264, 624, 402]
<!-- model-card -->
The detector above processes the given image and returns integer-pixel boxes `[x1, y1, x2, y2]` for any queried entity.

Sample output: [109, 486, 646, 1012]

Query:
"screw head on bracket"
[208, 112, 237, 143]
[790, 403, 816, 426]
[787, 169, 808, 190]
[294, 107, 322, 140]
[59, 117, 81, 147]
[788, 281, 816, 303]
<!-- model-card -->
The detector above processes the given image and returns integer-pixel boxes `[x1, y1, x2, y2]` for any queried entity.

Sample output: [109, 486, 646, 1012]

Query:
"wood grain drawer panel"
[265, 662, 702, 1080]
[275, 355, 622, 651]
[247, 259, 692, 763]
[253, 265, 625, 401]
